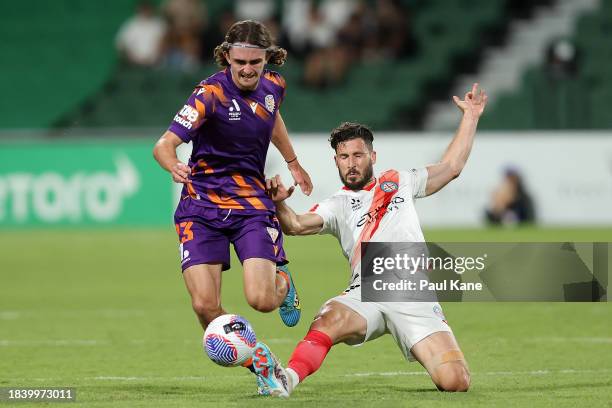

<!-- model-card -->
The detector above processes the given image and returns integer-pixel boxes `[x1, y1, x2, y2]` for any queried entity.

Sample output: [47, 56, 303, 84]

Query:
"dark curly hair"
[213, 20, 287, 67]
[329, 122, 374, 151]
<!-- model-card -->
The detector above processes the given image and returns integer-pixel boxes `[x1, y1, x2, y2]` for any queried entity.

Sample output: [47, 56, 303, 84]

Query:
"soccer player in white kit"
[254, 84, 487, 396]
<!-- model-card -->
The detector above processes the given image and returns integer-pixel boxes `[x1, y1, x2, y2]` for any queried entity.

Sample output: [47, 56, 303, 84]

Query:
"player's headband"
[229, 43, 269, 50]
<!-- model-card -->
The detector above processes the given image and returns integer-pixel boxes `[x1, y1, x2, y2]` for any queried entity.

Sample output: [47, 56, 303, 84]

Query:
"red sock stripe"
[304, 329, 333, 348]
[288, 330, 333, 382]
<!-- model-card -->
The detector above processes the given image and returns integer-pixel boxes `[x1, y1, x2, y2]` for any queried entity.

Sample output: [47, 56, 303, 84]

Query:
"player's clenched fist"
[171, 162, 191, 184]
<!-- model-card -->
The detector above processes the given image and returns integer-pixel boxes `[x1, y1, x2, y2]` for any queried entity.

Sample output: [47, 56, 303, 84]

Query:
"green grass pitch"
[1, 228, 611, 407]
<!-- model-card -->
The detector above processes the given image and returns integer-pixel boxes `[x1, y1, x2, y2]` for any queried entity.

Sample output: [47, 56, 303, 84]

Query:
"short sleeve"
[310, 196, 341, 236]
[167, 84, 215, 143]
[401, 168, 428, 199]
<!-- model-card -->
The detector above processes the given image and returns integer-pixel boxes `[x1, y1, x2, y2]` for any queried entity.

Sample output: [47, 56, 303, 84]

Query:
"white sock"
[286, 367, 300, 393]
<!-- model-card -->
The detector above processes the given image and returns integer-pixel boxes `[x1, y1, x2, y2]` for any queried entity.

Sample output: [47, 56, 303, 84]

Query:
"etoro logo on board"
[0, 154, 140, 223]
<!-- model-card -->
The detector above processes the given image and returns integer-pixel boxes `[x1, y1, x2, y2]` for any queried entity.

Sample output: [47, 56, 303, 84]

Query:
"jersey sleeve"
[167, 84, 215, 143]
[401, 168, 428, 199]
[310, 196, 342, 236]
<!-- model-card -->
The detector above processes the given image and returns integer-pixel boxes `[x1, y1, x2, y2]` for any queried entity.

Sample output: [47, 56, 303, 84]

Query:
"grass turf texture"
[1, 228, 611, 407]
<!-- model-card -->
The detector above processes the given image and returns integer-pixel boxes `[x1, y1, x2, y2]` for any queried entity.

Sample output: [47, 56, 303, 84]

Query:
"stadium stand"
[480, 3, 612, 129]
[0, 2, 139, 129]
[5, 0, 606, 132]
[60, 0, 507, 132]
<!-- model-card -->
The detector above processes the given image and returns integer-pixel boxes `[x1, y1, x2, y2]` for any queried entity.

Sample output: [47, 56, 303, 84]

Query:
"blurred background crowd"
[2, 0, 608, 133]
[116, 0, 417, 88]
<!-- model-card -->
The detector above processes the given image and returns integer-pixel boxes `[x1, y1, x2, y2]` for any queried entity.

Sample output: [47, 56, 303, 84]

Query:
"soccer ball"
[203, 314, 257, 367]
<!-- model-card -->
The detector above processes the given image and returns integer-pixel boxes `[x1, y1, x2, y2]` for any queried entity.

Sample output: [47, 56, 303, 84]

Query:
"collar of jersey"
[342, 178, 377, 191]
[225, 67, 260, 94]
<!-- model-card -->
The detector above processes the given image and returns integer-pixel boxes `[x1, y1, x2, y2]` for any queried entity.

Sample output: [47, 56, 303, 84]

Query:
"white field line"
[0, 340, 110, 346]
[0, 338, 293, 347]
[4, 337, 611, 347]
[347, 368, 612, 377]
[4, 368, 611, 383]
[0, 311, 21, 320]
[527, 337, 612, 344]
[92, 376, 214, 381]
[0, 309, 148, 319]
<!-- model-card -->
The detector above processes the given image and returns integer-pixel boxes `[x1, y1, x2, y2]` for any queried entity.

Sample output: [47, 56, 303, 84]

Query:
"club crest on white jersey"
[380, 181, 398, 192]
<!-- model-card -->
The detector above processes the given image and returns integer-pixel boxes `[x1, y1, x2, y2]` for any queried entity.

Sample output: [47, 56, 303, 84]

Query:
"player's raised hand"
[453, 83, 488, 120]
[266, 175, 295, 202]
[171, 162, 191, 184]
[287, 159, 313, 196]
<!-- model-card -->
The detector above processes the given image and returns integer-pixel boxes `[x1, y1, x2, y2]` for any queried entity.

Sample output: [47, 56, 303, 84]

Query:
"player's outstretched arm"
[425, 83, 488, 196]
[153, 130, 191, 184]
[266, 175, 323, 235]
[271, 112, 313, 196]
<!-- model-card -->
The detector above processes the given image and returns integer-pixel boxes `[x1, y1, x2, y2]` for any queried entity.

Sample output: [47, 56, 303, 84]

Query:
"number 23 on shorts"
[175, 221, 194, 243]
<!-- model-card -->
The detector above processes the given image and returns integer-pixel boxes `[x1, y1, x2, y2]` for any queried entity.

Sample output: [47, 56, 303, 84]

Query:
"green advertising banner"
[0, 139, 174, 226]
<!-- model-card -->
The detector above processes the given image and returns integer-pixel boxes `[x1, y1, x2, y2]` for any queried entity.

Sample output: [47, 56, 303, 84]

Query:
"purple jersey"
[168, 68, 286, 213]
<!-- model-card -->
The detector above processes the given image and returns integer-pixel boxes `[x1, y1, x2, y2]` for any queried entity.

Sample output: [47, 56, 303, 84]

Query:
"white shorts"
[330, 292, 452, 362]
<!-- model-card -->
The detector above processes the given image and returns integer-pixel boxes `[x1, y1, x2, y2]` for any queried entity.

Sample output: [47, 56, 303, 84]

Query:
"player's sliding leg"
[242, 258, 301, 326]
[254, 300, 367, 397]
[410, 331, 470, 392]
[183, 263, 225, 329]
[252, 342, 290, 396]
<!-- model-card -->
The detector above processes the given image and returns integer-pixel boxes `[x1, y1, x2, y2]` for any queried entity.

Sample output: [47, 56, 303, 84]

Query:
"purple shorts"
[174, 199, 287, 272]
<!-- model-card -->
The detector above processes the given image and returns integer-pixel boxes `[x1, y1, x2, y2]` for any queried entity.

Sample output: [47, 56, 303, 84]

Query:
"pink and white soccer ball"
[203, 314, 257, 367]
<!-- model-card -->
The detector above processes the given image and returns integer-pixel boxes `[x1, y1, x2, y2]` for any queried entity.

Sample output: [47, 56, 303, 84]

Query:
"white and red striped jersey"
[312, 168, 428, 295]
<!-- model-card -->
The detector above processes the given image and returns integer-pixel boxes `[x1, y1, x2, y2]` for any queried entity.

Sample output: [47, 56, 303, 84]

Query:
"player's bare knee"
[191, 298, 222, 323]
[435, 362, 470, 392]
[312, 307, 342, 331]
[246, 292, 276, 313]
[310, 303, 356, 338]
[250, 300, 276, 313]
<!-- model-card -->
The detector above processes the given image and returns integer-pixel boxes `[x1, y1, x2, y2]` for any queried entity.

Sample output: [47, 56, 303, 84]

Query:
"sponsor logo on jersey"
[265, 94, 275, 113]
[356, 196, 405, 227]
[179, 104, 198, 121]
[229, 98, 241, 121]
[249, 101, 258, 113]
[350, 198, 363, 211]
[174, 104, 199, 129]
[380, 181, 398, 192]
[174, 115, 193, 129]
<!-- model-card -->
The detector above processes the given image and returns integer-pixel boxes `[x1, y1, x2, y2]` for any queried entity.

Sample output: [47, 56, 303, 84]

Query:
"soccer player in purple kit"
[153, 20, 311, 358]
